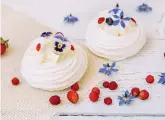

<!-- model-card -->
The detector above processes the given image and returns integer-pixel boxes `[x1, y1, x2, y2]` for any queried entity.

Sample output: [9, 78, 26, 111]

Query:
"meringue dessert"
[86, 4, 146, 61]
[20, 32, 88, 91]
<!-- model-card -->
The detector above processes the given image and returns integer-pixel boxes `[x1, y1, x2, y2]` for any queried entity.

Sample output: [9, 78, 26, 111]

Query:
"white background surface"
[1, 0, 165, 120]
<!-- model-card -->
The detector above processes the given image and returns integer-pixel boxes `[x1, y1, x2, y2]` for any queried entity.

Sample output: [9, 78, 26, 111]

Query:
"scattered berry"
[108, 81, 118, 90]
[131, 18, 136, 24]
[71, 45, 75, 51]
[89, 91, 99, 102]
[103, 81, 109, 88]
[139, 90, 149, 100]
[67, 90, 79, 104]
[11, 77, 20, 85]
[106, 17, 113, 25]
[92, 87, 100, 95]
[131, 87, 140, 97]
[98, 17, 105, 24]
[36, 43, 41, 51]
[146, 75, 154, 83]
[104, 97, 112, 105]
[71, 82, 79, 91]
[1, 37, 9, 55]
[49, 95, 61, 105]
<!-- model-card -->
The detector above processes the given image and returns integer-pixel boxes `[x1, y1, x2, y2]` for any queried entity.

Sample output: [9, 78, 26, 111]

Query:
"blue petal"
[120, 21, 126, 28]
[161, 73, 165, 76]
[158, 78, 165, 83]
[113, 8, 119, 14]
[113, 15, 119, 19]
[130, 95, 135, 99]
[125, 90, 129, 96]
[103, 64, 107, 68]
[113, 20, 120, 25]
[118, 96, 123, 100]
[120, 11, 124, 18]
[123, 17, 130, 21]
[55, 41, 59, 46]
[111, 62, 116, 67]
[119, 100, 125, 106]
[73, 17, 78, 22]
[107, 69, 111, 76]
[99, 68, 107, 73]
[111, 68, 119, 72]
[126, 99, 131, 104]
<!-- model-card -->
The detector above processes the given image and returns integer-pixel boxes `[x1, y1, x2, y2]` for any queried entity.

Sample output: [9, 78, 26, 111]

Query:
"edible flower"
[137, 3, 152, 12]
[158, 73, 165, 84]
[41, 32, 52, 37]
[64, 14, 79, 24]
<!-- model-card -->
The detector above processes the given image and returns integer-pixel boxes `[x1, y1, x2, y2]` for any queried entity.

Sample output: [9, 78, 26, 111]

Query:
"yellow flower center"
[58, 43, 62, 48]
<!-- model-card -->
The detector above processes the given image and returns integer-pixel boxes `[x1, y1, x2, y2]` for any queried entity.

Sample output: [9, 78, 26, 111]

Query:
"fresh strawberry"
[49, 95, 61, 105]
[70, 45, 75, 51]
[139, 90, 149, 100]
[104, 97, 112, 105]
[89, 91, 99, 102]
[71, 82, 79, 91]
[92, 87, 100, 95]
[103, 81, 109, 88]
[36, 43, 41, 51]
[131, 87, 140, 97]
[146, 75, 154, 83]
[1, 37, 9, 55]
[11, 77, 20, 85]
[67, 90, 79, 104]
[108, 81, 118, 90]
[98, 17, 105, 24]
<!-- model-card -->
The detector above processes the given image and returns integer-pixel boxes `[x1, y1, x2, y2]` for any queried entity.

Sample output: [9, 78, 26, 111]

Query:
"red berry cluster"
[103, 81, 118, 90]
[131, 87, 149, 100]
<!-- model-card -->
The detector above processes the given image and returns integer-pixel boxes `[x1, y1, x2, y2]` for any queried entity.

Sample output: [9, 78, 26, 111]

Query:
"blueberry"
[106, 17, 113, 25]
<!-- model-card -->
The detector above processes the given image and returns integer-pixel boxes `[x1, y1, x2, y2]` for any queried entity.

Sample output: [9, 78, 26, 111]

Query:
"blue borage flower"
[108, 3, 120, 14]
[118, 90, 135, 106]
[64, 14, 79, 24]
[54, 32, 68, 42]
[99, 62, 119, 76]
[113, 11, 131, 28]
[54, 41, 66, 53]
[158, 73, 165, 84]
[41, 32, 52, 37]
[137, 3, 152, 12]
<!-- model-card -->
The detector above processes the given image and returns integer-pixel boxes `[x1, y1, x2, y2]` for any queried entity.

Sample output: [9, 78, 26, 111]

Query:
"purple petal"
[113, 8, 119, 14]
[126, 99, 131, 104]
[111, 62, 116, 67]
[107, 69, 111, 76]
[161, 73, 165, 76]
[103, 64, 107, 68]
[125, 90, 129, 96]
[113, 20, 120, 25]
[99, 68, 106, 73]
[111, 68, 119, 72]
[118, 96, 123, 100]
[55, 41, 59, 46]
[113, 15, 119, 19]
[120, 21, 125, 28]
[123, 17, 130, 21]
[62, 44, 66, 49]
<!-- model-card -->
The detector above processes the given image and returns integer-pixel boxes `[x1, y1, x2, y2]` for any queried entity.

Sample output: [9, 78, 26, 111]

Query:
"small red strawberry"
[139, 90, 149, 100]
[1, 37, 9, 55]
[70, 45, 75, 51]
[104, 97, 112, 105]
[89, 91, 99, 102]
[49, 95, 61, 105]
[98, 17, 105, 24]
[11, 77, 20, 85]
[146, 75, 154, 83]
[67, 90, 79, 104]
[108, 81, 118, 90]
[71, 82, 79, 91]
[103, 81, 109, 88]
[36, 43, 41, 51]
[131, 87, 140, 97]
[131, 18, 136, 24]
[92, 87, 100, 95]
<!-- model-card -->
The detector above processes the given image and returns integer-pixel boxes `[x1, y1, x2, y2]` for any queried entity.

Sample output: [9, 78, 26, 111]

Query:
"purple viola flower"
[64, 14, 79, 24]
[113, 11, 131, 28]
[54, 32, 68, 42]
[137, 3, 152, 12]
[99, 62, 119, 76]
[41, 32, 52, 37]
[158, 73, 165, 84]
[109, 3, 120, 14]
[118, 90, 135, 106]
[54, 41, 66, 53]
